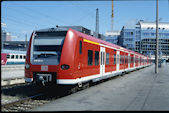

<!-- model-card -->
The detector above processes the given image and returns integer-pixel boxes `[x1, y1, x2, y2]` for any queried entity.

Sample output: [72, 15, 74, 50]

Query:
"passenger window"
[88, 50, 93, 66]
[24, 56, 26, 59]
[106, 53, 109, 65]
[20, 55, 22, 59]
[6, 55, 10, 59]
[131, 56, 133, 63]
[79, 41, 82, 54]
[120, 55, 122, 64]
[95, 51, 99, 65]
[11, 55, 14, 59]
[125, 56, 127, 64]
[16, 55, 18, 59]
[129, 56, 131, 64]
[114, 54, 116, 64]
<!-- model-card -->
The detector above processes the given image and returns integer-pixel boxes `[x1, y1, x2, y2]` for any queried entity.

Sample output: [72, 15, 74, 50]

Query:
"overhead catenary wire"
[11, 2, 70, 26]
[71, 2, 112, 34]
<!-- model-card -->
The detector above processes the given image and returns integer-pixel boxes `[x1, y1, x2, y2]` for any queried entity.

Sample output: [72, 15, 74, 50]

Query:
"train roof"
[71, 29, 148, 58]
[1, 49, 26, 54]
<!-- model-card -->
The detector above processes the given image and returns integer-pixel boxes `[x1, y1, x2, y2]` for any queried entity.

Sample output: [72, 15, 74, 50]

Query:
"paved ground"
[1, 65, 24, 80]
[31, 64, 169, 111]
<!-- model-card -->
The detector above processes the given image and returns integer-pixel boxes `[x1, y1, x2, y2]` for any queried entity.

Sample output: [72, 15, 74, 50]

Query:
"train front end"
[24, 28, 74, 86]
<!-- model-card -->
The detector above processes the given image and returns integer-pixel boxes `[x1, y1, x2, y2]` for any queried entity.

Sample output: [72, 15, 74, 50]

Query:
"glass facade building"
[119, 20, 169, 57]
[105, 31, 120, 44]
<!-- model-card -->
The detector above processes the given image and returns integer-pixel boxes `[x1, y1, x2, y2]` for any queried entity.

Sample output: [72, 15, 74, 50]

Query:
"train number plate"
[41, 65, 48, 71]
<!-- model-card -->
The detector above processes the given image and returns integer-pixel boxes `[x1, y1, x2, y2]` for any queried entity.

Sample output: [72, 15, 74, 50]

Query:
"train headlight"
[25, 64, 30, 69]
[61, 64, 70, 70]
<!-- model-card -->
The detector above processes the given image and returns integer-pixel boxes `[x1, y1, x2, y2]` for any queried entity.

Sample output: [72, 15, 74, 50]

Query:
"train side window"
[11, 55, 14, 59]
[95, 51, 99, 65]
[6, 55, 10, 59]
[20, 55, 22, 59]
[88, 50, 93, 66]
[24, 56, 26, 59]
[79, 41, 82, 54]
[125, 56, 128, 64]
[124, 56, 126, 64]
[114, 54, 116, 64]
[16, 55, 18, 59]
[120, 55, 122, 64]
[106, 53, 109, 65]
[122, 56, 124, 64]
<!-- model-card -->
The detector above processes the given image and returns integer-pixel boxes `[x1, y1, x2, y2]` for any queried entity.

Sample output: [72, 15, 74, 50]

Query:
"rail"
[1, 93, 44, 112]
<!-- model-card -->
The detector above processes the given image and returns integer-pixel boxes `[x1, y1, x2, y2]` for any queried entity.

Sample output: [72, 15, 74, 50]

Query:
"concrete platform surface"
[31, 64, 169, 111]
[1, 65, 24, 80]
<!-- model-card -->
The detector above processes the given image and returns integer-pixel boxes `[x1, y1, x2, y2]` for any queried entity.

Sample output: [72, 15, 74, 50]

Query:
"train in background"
[24, 26, 152, 87]
[1, 49, 26, 65]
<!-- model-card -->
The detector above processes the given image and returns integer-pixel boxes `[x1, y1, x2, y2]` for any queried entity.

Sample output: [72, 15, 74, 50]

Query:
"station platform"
[1, 65, 24, 80]
[30, 63, 169, 111]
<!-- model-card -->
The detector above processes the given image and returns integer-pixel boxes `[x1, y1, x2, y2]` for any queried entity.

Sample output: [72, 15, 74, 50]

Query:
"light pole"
[155, 0, 159, 73]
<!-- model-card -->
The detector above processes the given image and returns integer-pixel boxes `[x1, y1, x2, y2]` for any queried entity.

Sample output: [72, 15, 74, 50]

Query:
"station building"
[119, 20, 169, 57]
[1, 30, 28, 51]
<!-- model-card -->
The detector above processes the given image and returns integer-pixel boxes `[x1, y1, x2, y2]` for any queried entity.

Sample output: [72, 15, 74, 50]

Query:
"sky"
[1, 0, 169, 41]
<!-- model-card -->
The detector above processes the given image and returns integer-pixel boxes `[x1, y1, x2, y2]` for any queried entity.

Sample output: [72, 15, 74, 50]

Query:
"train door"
[125, 53, 128, 69]
[116, 51, 120, 71]
[100, 47, 105, 76]
[78, 38, 83, 77]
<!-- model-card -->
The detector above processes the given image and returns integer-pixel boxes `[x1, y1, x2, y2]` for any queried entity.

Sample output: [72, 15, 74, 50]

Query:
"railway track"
[1, 81, 97, 112]
[1, 84, 80, 111]
[1, 93, 45, 112]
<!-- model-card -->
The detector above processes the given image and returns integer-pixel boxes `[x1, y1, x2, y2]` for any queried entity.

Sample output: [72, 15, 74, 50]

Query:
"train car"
[24, 27, 152, 86]
[1, 49, 26, 65]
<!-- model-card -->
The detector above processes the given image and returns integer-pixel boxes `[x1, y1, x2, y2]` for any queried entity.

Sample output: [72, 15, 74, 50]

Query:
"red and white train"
[24, 27, 152, 86]
[1, 49, 26, 65]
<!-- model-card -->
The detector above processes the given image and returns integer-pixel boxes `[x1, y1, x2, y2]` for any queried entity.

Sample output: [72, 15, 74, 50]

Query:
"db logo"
[41, 65, 48, 71]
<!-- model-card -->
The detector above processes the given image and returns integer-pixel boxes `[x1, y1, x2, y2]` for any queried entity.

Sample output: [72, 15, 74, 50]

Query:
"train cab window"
[6, 55, 10, 59]
[114, 54, 116, 64]
[88, 50, 93, 66]
[106, 53, 109, 65]
[24, 56, 26, 59]
[33, 31, 67, 65]
[79, 41, 82, 54]
[16, 55, 18, 59]
[11, 55, 14, 59]
[95, 51, 99, 65]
